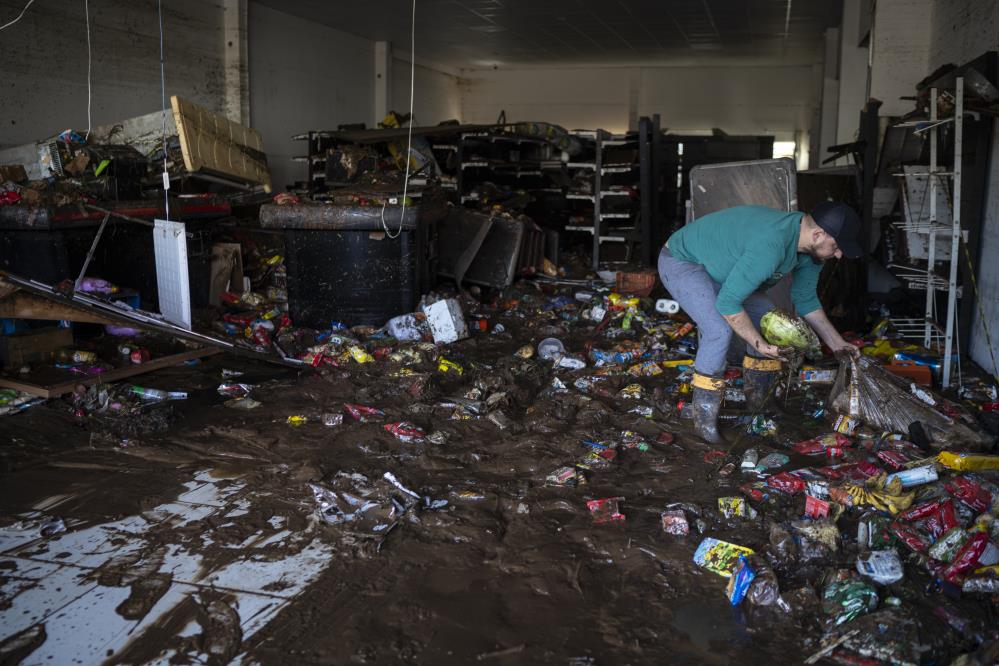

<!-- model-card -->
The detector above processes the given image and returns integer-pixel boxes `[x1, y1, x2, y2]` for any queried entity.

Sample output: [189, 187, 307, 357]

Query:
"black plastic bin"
[260, 203, 438, 328]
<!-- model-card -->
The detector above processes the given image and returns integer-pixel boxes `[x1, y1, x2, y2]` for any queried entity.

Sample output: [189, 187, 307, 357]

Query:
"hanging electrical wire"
[380, 0, 416, 240]
[0, 0, 37, 31]
[84, 0, 93, 139]
[157, 0, 170, 220]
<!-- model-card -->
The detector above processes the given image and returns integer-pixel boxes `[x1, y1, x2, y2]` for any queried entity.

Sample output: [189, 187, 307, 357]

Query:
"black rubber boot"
[744, 368, 779, 412]
[692, 385, 725, 445]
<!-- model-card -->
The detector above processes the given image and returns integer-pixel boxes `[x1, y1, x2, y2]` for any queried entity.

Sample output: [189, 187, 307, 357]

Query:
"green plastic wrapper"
[822, 580, 878, 625]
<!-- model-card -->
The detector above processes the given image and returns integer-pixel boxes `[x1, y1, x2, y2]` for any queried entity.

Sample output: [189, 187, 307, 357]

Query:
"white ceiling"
[253, 0, 842, 68]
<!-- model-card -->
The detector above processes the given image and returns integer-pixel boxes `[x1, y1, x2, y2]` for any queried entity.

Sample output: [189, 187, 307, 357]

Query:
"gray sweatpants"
[658, 246, 775, 377]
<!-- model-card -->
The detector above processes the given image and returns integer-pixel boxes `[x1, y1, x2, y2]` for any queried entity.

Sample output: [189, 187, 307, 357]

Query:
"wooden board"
[0, 347, 221, 398]
[0, 291, 117, 325]
[171, 95, 272, 192]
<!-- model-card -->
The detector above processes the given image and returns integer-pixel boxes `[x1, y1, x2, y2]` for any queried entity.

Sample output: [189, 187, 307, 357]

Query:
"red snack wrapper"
[383, 421, 426, 443]
[344, 403, 386, 422]
[942, 532, 989, 583]
[946, 477, 993, 513]
[767, 472, 806, 495]
[739, 482, 768, 502]
[924, 500, 958, 539]
[587, 496, 625, 524]
[876, 450, 909, 470]
[805, 495, 831, 519]
[890, 521, 931, 554]
[223, 311, 257, 327]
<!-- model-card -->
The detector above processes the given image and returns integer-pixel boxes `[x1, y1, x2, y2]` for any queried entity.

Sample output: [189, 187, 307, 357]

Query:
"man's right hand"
[754, 341, 784, 359]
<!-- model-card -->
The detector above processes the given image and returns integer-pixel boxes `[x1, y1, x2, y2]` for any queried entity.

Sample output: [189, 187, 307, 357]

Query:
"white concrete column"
[223, 0, 249, 125]
[374, 41, 392, 125]
[818, 27, 841, 166]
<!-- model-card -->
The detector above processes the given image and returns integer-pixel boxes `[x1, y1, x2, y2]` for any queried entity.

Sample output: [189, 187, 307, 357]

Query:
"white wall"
[836, 0, 870, 151]
[248, 2, 375, 191]
[927, 0, 999, 376]
[0, 0, 226, 149]
[391, 59, 461, 126]
[869, 0, 932, 117]
[459, 64, 818, 141]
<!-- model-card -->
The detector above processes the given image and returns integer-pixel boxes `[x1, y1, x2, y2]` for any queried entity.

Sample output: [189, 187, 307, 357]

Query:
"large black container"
[260, 203, 438, 328]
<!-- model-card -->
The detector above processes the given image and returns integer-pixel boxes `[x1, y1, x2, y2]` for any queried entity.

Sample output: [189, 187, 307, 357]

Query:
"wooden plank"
[0, 292, 118, 324]
[171, 95, 272, 192]
[0, 347, 221, 398]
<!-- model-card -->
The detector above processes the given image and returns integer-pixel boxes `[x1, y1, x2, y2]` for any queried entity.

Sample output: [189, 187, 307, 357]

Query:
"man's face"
[810, 228, 843, 261]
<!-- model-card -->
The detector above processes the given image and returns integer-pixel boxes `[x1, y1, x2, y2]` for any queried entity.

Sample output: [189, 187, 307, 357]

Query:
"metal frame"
[895, 78, 964, 387]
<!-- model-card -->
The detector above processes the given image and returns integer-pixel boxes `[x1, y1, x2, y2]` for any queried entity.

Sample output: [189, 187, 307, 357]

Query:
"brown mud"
[1, 293, 996, 665]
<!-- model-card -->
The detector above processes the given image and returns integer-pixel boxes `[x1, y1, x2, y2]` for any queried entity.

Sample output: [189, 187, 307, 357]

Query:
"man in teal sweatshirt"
[658, 202, 863, 444]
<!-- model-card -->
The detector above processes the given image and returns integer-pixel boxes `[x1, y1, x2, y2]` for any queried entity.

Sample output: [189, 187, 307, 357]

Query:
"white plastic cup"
[537, 337, 565, 360]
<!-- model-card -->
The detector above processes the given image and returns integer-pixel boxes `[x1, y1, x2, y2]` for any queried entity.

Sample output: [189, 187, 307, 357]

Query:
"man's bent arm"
[723, 311, 782, 359]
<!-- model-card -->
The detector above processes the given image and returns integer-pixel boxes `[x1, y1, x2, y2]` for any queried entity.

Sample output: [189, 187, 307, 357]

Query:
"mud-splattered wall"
[0, 0, 228, 149]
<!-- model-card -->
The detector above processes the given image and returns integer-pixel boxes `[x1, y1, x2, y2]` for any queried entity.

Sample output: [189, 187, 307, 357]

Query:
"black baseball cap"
[810, 202, 863, 258]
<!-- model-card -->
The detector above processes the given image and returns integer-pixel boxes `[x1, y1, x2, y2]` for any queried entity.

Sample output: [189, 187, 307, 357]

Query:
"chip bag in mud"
[693, 537, 754, 577]
[344, 403, 386, 422]
[384, 421, 426, 443]
[587, 496, 625, 524]
[727, 555, 756, 605]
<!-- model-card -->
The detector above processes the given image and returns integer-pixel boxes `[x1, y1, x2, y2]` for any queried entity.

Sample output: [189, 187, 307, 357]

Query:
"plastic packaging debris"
[885, 464, 938, 488]
[822, 580, 878, 625]
[386, 313, 426, 341]
[587, 496, 625, 524]
[423, 298, 469, 344]
[660, 509, 689, 535]
[740, 448, 759, 471]
[344, 404, 386, 422]
[322, 412, 344, 427]
[961, 576, 999, 593]
[218, 383, 253, 398]
[226, 397, 261, 409]
[287, 415, 308, 427]
[727, 555, 756, 605]
[537, 337, 566, 360]
[946, 476, 992, 512]
[805, 495, 831, 519]
[130, 386, 187, 401]
[800, 368, 837, 383]
[856, 549, 904, 584]
[384, 421, 426, 443]
[829, 355, 992, 450]
[693, 537, 754, 577]
[438, 358, 464, 375]
[718, 496, 758, 519]
[756, 452, 790, 472]
[936, 452, 999, 472]
[748, 415, 778, 436]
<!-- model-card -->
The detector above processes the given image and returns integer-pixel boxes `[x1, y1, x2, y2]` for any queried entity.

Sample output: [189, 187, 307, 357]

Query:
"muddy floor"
[1, 288, 997, 665]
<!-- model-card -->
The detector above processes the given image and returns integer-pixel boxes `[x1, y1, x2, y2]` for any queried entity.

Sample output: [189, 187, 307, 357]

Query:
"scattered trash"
[693, 538, 754, 577]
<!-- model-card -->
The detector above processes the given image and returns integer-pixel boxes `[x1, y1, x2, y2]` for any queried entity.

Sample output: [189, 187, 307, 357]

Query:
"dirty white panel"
[153, 219, 193, 330]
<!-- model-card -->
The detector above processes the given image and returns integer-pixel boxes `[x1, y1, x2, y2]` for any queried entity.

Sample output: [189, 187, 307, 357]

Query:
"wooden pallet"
[0, 347, 220, 399]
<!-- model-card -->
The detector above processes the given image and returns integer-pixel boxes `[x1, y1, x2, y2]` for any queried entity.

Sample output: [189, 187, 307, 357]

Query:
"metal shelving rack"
[892, 77, 964, 387]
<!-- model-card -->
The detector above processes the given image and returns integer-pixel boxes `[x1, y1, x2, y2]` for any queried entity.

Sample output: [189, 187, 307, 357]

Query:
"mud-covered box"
[260, 201, 440, 328]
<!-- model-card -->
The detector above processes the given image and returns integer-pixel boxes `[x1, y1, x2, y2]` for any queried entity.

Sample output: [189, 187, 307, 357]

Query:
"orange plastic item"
[884, 360, 933, 386]
[615, 270, 657, 297]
